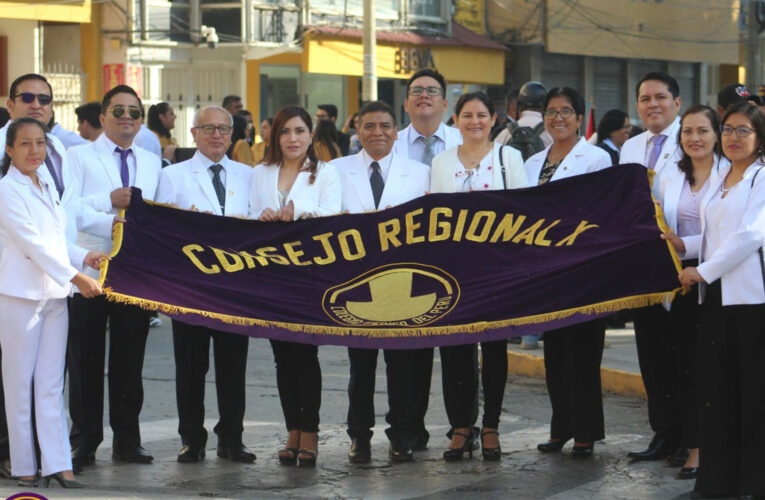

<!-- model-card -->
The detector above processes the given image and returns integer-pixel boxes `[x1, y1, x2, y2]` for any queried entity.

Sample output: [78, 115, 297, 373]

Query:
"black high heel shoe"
[278, 447, 298, 466]
[481, 429, 501, 461]
[297, 449, 317, 467]
[17, 476, 38, 487]
[443, 431, 476, 461]
[44, 472, 85, 488]
[537, 437, 570, 453]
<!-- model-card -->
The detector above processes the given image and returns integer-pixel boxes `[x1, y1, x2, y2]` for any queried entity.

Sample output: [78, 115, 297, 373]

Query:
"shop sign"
[102, 64, 143, 97]
[394, 47, 435, 74]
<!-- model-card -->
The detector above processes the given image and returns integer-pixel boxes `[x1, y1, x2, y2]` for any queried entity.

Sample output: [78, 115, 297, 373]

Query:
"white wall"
[0, 19, 40, 100]
[43, 24, 82, 71]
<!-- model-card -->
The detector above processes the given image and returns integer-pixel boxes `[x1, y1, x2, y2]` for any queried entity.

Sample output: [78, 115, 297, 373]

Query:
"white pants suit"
[0, 295, 72, 477]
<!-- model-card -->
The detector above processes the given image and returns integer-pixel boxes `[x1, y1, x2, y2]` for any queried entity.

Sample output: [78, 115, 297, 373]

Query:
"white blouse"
[453, 151, 494, 193]
[676, 178, 710, 238]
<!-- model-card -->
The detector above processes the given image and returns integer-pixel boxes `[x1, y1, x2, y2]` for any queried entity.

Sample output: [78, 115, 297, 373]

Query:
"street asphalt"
[0, 318, 708, 499]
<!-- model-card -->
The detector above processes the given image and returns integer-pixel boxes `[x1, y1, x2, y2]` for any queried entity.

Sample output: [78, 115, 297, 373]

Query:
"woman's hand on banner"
[678, 267, 704, 288]
[84, 251, 110, 270]
[279, 201, 294, 221]
[661, 232, 686, 254]
[259, 208, 280, 222]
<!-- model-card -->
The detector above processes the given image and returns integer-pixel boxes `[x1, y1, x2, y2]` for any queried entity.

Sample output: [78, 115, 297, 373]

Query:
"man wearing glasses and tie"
[155, 105, 256, 465]
[393, 69, 462, 453]
[65, 84, 161, 468]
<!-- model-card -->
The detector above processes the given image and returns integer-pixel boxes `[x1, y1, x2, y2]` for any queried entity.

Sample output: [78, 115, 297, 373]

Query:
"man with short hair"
[49, 111, 89, 149]
[717, 82, 755, 116]
[155, 105, 256, 464]
[316, 104, 350, 156]
[76, 102, 103, 141]
[620, 71, 686, 464]
[331, 101, 430, 463]
[490, 88, 519, 140]
[66, 84, 161, 468]
[495, 81, 552, 159]
[222, 95, 243, 115]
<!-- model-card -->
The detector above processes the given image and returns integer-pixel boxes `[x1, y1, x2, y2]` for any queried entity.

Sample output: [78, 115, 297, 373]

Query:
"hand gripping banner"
[100, 164, 682, 348]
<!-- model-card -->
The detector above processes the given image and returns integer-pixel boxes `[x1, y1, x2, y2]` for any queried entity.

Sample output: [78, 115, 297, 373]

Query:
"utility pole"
[362, 0, 377, 101]
[747, 0, 762, 91]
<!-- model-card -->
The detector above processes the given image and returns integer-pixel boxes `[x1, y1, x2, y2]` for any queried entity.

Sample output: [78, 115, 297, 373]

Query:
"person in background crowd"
[0, 108, 9, 128]
[75, 102, 102, 142]
[596, 109, 631, 165]
[331, 100, 430, 464]
[343, 113, 361, 155]
[430, 91, 528, 462]
[528, 87, 612, 458]
[490, 88, 519, 141]
[222, 95, 243, 116]
[252, 117, 272, 165]
[156, 105, 256, 465]
[132, 105, 163, 164]
[0, 117, 106, 488]
[313, 119, 342, 162]
[228, 114, 256, 166]
[316, 104, 350, 156]
[620, 71, 686, 465]
[238, 110, 255, 145]
[249, 105, 341, 467]
[658, 105, 726, 481]
[66, 84, 161, 469]
[147, 102, 177, 165]
[717, 83, 753, 117]
[665, 101, 765, 499]
[48, 111, 88, 149]
[394, 68, 461, 453]
[494, 81, 552, 157]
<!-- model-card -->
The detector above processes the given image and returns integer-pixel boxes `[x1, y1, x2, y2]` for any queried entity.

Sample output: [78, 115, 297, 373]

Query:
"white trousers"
[0, 295, 72, 477]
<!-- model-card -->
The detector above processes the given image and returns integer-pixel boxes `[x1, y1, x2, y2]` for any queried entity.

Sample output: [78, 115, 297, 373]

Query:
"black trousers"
[67, 294, 151, 450]
[410, 348, 433, 446]
[543, 320, 605, 442]
[346, 347, 419, 442]
[270, 340, 321, 433]
[694, 282, 765, 497]
[668, 275, 702, 449]
[172, 320, 249, 448]
[440, 340, 508, 432]
[633, 303, 682, 447]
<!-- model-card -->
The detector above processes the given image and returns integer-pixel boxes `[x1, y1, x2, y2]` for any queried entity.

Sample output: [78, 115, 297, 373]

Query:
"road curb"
[506, 351, 646, 399]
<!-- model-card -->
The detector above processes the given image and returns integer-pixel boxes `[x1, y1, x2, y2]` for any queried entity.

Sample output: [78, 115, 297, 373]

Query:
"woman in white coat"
[658, 105, 725, 480]
[527, 88, 612, 458]
[0, 118, 105, 487]
[430, 92, 528, 461]
[666, 101, 765, 499]
[249, 106, 341, 467]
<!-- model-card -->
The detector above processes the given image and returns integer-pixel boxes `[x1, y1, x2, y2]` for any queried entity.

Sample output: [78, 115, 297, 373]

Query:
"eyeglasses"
[408, 86, 443, 97]
[110, 106, 142, 120]
[196, 125, 232, 135]
[544, 108, 575, 120]
[721, 125, 755, 138]
[13, 92, 52, 106]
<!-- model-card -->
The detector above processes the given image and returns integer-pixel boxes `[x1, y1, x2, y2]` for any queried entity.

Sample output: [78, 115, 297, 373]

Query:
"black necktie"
[210, 164, 225, 215]
[44, 153, 64, 197]
[370, 161, 384, 209]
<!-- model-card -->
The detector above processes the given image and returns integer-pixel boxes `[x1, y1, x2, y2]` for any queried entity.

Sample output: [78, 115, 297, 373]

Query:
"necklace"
[547, 143, 575, 164]
[459, 143, 492, 168]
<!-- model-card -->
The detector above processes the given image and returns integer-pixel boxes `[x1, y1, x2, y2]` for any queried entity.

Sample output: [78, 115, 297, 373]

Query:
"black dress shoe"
[668, 447, 690, 466]
[388, 439, 413, 463]
[537, 438, 570, 453]
[412, 433, 429, 452]
[112, 445, 153, 464]
[217, 444, 256, 463]
[71, 446, 96, 467]
[627, 435, 673, 461]
[571, 443, 594, 458]
[177, 444, 205, 463]
[677, 466, 698, 479]
[348, 438, 371, 464]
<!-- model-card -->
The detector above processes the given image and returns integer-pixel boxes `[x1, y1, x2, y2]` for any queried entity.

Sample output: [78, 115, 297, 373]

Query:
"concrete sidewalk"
[506, 325, 647, 398]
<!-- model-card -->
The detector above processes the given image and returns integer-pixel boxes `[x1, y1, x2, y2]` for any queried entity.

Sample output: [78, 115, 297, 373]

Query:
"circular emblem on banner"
[322, 263, 460, 327]
[7, 493, 49, 500]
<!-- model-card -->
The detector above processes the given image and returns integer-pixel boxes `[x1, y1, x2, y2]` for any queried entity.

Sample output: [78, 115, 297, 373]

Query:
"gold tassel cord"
[104, 288, 680, 338]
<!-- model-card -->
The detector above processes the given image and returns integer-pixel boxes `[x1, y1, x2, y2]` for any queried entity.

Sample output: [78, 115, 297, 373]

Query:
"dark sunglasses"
[13, 92, 52, 106]
[110, 105, 142, 120]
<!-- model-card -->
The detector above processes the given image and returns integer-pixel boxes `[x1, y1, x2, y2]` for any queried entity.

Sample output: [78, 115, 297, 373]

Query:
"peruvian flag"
[585, 101, 595, 140]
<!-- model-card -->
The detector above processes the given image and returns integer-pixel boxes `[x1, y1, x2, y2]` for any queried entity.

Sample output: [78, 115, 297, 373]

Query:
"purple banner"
[101, 164, 682, 348]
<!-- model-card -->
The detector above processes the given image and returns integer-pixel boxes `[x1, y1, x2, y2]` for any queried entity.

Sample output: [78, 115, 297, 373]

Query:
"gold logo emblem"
[322, 263, 460, 327]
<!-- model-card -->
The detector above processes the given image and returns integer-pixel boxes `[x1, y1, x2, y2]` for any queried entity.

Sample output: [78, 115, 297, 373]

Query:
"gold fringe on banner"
[102, 287, 680, 338]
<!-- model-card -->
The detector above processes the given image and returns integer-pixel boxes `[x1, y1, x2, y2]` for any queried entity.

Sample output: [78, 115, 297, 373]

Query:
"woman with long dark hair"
[595, 109, 631, 165]
[525, 87, 612, 458]
[248, 106, 341, 467]
[312, 119, 342, 162]
[228, 114, 256, 166]
[252, 117, 273, 165]
[659, 104, 726, 479]
[0, 118, 106, 487]
[148, 102, 177, 163]
[666, 101, 765, 498]
[430, 91, 528, 461]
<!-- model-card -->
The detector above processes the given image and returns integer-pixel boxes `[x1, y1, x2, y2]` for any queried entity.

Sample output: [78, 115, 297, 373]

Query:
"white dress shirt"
[99, 133, 138, 187]
[362, 150, 392, 183]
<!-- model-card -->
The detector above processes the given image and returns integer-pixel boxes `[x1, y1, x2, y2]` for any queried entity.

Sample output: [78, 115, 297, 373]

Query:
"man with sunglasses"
[389, 68, 462, 453]
[65, 84, 161, 468]
[155, 105, 256, 465]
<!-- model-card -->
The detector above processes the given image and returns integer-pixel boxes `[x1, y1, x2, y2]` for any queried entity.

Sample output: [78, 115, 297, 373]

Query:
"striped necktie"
[419, 135, 436, 166]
